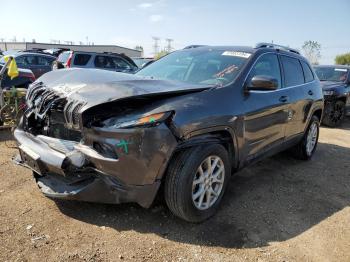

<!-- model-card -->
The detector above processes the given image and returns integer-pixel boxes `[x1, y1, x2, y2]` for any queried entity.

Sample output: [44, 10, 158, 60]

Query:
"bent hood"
[35, 68, 210, 109]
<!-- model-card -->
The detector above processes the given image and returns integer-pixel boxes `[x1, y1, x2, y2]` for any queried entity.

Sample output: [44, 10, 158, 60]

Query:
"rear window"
[281, 56, 304, 87]
[57, 52, 71, 63]
[73, 54, 91, 66]
[301, 61, 314, 83]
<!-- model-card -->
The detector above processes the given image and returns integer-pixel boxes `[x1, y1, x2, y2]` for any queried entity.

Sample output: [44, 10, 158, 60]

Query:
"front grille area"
[64, 100, 84, 129]
[24, 82, 83, 141]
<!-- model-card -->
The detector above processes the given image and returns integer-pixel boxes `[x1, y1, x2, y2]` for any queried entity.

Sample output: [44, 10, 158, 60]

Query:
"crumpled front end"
[14, 80, 179, 207]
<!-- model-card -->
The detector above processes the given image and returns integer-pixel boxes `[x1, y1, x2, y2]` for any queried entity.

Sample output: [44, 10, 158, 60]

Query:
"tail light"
[66, 52, 73, 68]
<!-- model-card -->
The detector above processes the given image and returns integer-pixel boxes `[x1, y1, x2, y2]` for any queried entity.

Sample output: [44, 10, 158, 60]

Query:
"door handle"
[308, 90, 314, 96]
[279, 96, 289, 103]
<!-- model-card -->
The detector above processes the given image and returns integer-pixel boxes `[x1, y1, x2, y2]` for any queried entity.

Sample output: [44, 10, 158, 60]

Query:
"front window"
[248, 53, 282, 88]
[136, 49, 251, 86]
[315, 66, 349, 82]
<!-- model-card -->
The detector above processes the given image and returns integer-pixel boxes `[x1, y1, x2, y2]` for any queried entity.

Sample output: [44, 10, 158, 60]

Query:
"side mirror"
[246, 75, 278, 91]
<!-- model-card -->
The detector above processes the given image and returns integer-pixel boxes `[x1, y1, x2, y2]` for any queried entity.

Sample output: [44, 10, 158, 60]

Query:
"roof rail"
[256, 42, 300, 55]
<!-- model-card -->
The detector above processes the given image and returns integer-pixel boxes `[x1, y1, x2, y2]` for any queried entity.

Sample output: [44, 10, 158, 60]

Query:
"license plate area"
[19, 145, 44, 174]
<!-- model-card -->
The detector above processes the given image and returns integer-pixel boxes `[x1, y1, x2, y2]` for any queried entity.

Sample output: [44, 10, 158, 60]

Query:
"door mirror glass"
[247, 75, 278, 91]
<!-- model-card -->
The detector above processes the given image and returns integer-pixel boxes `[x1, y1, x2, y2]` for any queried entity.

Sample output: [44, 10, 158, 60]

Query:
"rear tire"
[322, 100, 345, 127]
[164, 144, 230, 223]
[292, 115, 320, 160]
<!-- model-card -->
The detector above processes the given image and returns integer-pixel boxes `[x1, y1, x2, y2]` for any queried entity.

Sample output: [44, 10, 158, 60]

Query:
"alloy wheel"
[306, 122, 318, 155]
[192, 155, 225, 210]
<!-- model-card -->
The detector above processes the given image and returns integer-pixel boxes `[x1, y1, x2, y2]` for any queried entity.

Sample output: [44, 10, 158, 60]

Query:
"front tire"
[292, 115, 320, 160]
[164, 144, 231, 223]
[322, 100, 345, 127]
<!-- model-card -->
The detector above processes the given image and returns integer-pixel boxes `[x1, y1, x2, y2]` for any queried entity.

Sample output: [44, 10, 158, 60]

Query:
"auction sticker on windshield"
[222, 51, 251, 58]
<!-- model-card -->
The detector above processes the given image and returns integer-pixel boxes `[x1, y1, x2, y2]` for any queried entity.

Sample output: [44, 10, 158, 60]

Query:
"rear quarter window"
[300, 60, 314, 83]
[73, 54, 91, 66]
[281, 56, 304, 87]
[57, 52, 71, 63]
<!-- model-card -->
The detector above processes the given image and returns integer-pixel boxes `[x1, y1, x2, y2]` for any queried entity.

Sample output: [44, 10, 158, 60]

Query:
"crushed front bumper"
[13, 124, 178, 207]
[33, 172, 160, 208]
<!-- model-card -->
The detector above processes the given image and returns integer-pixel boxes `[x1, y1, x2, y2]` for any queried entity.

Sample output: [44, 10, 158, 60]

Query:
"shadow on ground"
[56, 141, 350, 249]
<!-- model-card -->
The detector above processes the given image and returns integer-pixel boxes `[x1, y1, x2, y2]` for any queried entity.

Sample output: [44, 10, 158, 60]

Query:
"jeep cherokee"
[14, 43, 323, 222]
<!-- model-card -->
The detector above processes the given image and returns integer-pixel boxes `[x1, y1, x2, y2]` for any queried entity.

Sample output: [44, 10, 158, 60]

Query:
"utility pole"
[165, 38, 173, 52]
[152, 36, 160, 55]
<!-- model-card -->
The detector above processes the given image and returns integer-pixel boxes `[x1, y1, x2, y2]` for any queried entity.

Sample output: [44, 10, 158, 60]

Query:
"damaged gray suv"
[14, 44, 323, 222]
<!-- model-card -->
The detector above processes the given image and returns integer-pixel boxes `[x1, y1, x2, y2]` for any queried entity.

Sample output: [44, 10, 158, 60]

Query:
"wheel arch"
[312, 108, 323, 122]
[176, 126, 239, 171]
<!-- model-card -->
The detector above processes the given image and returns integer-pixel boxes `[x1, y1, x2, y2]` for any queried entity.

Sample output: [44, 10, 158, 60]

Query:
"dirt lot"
[0, 119, 349, 262]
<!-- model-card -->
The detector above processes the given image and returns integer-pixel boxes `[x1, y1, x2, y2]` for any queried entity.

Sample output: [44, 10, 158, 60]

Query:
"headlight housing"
[323, 90, 334, 96]
[111, 111, 173, 129]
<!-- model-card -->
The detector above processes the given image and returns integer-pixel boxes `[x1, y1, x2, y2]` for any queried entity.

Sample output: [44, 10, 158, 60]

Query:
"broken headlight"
[111, 111, 173, 129]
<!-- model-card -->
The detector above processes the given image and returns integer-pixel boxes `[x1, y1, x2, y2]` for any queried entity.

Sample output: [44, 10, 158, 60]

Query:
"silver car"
[52, 51, 138, 73]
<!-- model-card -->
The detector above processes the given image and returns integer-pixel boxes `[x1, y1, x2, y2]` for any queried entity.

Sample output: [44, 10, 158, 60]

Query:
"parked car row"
[0, 49, 151, 90]
[14, 43, 325, 222]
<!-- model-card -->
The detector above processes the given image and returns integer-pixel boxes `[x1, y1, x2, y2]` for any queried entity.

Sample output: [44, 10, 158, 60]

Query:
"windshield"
[315, 67, 349, 82]
[136, 49, 250, 86]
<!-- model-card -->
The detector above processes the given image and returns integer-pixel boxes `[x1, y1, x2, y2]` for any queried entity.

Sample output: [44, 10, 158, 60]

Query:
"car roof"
[314, 65, 350, 69]
[14, 52, 56, 58]
[182, 45, 257, 54]
[179, 45, 306, 60]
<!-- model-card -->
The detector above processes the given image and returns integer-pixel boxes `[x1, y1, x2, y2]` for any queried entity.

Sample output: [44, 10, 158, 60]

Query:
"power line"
[165, 38, 173, 52]
[152, 36, 160, 55]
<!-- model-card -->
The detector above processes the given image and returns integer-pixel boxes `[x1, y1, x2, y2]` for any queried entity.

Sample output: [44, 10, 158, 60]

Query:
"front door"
[243, 53, 290, 161]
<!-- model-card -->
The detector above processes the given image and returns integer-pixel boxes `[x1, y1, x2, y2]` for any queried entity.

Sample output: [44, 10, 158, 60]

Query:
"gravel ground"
[0, 119, 349, 262]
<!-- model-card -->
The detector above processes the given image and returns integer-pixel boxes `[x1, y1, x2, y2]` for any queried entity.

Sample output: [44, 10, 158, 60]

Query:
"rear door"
[16, 55, 41, 78]
[37, 56, 55, 77]
[243, 53, 290, 160]
[280, 56, 315, 138]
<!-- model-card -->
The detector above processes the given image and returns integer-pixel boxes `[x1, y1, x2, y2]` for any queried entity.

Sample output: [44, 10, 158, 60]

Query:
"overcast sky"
[1, 0, 349, 64]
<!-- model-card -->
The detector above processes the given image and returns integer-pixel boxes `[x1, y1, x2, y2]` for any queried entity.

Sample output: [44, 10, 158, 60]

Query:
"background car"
[0, 52, 56, 79]
[131, 57, 154, 69]
[53, 51, 138, 73]
[0, 66, 35, 89]
[314, 65, 350, 127]
[42, 48, 70, 57]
